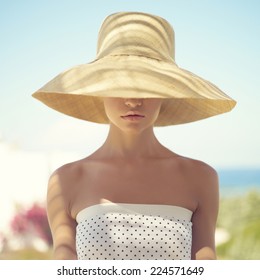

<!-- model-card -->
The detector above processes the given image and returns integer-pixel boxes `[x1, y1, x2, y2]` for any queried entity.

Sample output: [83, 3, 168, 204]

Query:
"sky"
[1, 0, 260, 168]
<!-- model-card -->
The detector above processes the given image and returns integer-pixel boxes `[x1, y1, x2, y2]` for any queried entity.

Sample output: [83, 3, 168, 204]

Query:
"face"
[103, 97, 162, 133]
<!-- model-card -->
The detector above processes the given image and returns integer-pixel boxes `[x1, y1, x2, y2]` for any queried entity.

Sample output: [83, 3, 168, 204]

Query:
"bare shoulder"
[47, 159, 87, 212]
[48, 158, 87, 189]
[193, 159, 218, 193]
[49, 159, 83, 182]
[176, 155, 218, 187]
[171, 155, 219, 208]
[180, 156, 219, 216]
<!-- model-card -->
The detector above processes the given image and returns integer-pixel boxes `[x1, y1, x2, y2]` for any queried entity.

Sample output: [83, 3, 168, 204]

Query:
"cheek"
[142, 100, 162, 125]
[103, 99, 123, 123]
[104, 106, 115, 121]
[149, 100, 163, 115]
[103, 99, 116, 115]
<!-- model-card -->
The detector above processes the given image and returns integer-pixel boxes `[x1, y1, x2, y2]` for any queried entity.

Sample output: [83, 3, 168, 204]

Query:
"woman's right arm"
[47, 169, 78, 260]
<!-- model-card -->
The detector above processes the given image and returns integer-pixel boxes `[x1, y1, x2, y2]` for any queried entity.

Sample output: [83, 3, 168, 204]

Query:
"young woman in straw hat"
[33, 12, 236, 260]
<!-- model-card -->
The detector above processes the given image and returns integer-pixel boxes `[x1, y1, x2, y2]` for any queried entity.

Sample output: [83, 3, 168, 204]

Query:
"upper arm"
[47, 169, 77, 260]
[191, 164, 219, 260]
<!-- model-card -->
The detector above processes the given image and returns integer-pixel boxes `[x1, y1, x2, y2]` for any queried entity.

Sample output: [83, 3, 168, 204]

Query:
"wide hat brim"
[32, 54, 236, 126]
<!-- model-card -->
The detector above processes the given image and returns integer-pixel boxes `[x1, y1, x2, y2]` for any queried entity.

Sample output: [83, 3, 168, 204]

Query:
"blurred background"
[1, 0, 259, 259]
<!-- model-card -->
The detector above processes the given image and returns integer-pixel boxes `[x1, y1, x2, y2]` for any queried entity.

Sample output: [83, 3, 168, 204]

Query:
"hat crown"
[33, 12, 236, 126]
[96, 12, 175, 62]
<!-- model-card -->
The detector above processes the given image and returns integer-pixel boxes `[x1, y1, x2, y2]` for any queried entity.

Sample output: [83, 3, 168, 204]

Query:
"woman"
[32, 12, 236, 260]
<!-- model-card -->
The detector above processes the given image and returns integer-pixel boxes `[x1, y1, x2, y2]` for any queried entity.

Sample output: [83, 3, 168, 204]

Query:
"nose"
[124, 98, 143, 108]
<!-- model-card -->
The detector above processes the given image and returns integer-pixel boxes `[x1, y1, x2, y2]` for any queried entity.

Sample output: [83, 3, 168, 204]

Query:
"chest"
[71, 160, 197, 217]
[91, 159, 186, 190]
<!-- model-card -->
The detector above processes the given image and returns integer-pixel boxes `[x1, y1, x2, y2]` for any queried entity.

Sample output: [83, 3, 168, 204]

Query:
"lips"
[122, 111, 144, 117]
[121, 111, 145, 120]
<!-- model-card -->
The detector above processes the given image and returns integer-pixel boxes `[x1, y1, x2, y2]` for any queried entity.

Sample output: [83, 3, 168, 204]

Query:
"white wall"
[0, 141, 80, 235]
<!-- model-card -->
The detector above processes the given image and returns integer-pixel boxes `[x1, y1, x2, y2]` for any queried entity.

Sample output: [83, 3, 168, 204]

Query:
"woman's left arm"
[191, 164, 219, 260]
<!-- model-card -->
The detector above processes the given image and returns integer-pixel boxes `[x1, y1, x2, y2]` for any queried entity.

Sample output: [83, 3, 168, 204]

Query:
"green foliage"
[217, 190, 260, 259]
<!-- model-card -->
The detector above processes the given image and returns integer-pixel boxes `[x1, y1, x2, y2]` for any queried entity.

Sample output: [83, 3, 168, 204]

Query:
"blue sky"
[1, 0, 260, 168]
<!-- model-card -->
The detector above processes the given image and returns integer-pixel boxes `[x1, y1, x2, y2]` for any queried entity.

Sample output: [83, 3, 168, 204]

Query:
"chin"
[121, 123, 155, 135]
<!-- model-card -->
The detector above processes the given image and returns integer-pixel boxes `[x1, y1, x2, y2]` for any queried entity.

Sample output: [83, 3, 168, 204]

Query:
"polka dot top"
[76, 203, 193, 260]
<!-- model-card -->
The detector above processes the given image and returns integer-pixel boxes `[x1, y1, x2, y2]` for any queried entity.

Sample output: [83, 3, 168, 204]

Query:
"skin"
[47, 97, 219, 260]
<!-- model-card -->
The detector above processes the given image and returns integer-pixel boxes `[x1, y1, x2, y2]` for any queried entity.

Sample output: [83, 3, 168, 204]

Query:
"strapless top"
[76, 203, 193, 260]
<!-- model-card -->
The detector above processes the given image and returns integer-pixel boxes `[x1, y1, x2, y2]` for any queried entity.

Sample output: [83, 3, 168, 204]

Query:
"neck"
[98, 124, 164, 159]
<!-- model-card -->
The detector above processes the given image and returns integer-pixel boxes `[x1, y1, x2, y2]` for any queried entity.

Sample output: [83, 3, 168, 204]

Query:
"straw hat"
[32, 12, 236, 126]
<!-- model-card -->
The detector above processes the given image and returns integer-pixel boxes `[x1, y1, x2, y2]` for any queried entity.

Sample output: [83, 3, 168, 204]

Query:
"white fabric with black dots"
[76, 203, 193, 260]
